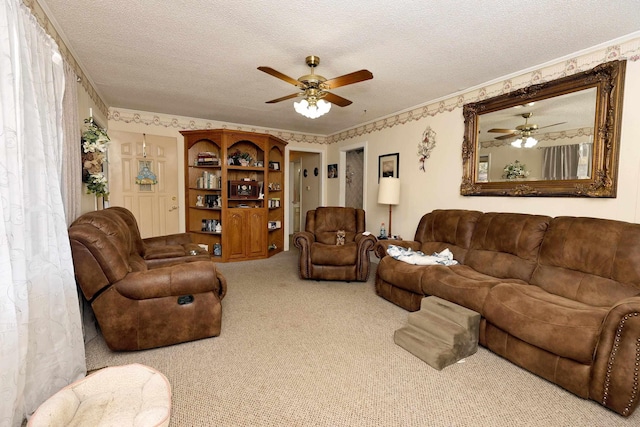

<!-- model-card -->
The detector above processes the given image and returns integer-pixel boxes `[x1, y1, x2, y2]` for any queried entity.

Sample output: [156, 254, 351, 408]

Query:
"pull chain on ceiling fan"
[258, 56, 373, 119]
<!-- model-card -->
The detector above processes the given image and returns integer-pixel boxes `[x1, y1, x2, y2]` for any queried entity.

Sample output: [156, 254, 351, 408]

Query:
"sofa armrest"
[143, 232, 194, 247]
[114, 260, 226, 300]
[590, 296, 640, 417]
[373, 239, 421, 259]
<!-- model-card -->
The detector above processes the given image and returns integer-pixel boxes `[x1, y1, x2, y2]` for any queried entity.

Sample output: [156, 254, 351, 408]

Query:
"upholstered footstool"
[28, 363, 171, 427]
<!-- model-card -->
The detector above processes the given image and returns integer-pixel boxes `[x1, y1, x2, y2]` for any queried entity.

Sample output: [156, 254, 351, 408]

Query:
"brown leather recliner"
[293, 207, 376, 281]
[68, 209, 227, 351]
[108, 206, 210, 267]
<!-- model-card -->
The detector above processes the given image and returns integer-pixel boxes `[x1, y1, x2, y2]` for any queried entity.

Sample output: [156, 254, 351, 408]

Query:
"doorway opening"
[340, 142, 367, 209]
[288, 150, 322, 248]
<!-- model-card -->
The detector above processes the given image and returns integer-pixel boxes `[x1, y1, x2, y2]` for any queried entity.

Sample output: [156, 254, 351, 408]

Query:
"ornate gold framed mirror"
[461, 60, 626, 197]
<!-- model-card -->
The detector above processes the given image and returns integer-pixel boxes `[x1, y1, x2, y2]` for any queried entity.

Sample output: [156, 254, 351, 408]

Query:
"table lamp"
[377, 177, 400, 238]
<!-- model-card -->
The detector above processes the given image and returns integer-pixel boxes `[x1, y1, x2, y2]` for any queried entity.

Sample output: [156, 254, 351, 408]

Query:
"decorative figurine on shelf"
[196, 195, 204, 207]
[215, 222, 222, 233]
[213, 243, 222, 257]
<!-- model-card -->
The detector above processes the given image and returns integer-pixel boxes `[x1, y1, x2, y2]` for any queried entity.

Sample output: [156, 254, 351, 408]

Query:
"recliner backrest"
[414, 209, 482, 263]
[531, 216, 640, 306]
[464, 212, 550, 282]
[68, 211, 139, 300]
[307, 207, 364, 245]
[108, 206, 145, 256]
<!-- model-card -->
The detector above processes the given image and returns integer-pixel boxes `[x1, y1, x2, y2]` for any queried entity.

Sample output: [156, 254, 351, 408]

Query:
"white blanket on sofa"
[386, 245, 458, 266]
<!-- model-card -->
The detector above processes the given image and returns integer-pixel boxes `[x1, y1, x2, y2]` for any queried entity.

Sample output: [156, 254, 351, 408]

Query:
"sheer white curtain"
[61, 61, 82, 226]
[0, 1, 86, 426]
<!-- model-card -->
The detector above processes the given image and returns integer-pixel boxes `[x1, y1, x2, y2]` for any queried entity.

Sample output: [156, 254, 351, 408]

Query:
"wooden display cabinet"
[181, 129, 286, 262]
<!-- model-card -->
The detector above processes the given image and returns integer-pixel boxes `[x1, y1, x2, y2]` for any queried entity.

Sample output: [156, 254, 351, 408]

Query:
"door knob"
[169, 205, 178, 211]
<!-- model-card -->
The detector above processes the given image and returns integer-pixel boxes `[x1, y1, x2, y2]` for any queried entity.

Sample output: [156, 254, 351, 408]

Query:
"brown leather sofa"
[68, 208, 227, 351]
[293, 207, 377, 281]
[375, 209, 640, 417]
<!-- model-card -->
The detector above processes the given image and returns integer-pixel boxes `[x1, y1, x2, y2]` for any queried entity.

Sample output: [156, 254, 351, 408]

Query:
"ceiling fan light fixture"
[511, 136, 538, 148]
[294, 98, 331, 119]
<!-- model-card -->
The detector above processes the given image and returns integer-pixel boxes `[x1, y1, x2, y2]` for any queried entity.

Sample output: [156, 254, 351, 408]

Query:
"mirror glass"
[477, 88, 596, 182]
[461, 60, 626, 197]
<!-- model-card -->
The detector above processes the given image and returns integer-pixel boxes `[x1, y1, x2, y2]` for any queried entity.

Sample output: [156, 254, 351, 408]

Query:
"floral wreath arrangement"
[502, 160, 529, 180]
[418, 126, 437, 172]
[82, 118, 110, 199]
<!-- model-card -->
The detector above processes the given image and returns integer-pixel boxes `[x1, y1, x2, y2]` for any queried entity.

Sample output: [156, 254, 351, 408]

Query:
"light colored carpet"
[85, 251, 638, 426]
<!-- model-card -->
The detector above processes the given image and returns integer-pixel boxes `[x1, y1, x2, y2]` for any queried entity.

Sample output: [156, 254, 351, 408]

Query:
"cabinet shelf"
[227, 165, 264, 172]
[182, 129, 286, 262]
[189, 187, 221, 191]
[190, 165, 222, 169]
[190, 206, 222, 211]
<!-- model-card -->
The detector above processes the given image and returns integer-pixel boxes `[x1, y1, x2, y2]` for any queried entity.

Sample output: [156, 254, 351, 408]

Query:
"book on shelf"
[196, 151, 219, 166]
[197, 171, 221, 189]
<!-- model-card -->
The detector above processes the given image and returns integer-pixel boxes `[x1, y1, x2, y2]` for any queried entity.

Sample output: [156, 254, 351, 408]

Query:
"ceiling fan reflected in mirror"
[258, 55, 373, 119]
[488, 112, 566, 148]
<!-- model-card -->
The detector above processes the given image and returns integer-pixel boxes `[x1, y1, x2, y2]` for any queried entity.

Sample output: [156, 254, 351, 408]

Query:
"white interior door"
[108, 131, 179, 238]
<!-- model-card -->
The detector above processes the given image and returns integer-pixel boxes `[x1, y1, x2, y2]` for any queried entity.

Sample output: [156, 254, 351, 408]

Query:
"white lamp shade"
[378, 177, 400, 205]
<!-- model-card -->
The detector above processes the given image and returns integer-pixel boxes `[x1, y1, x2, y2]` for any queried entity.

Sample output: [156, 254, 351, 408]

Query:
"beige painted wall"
[105, 42, 640, 244]
[327, 59, 640, 241]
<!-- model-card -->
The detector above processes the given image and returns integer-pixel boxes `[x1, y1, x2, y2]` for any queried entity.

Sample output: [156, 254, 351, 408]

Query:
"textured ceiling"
[40, 0, 640, 135]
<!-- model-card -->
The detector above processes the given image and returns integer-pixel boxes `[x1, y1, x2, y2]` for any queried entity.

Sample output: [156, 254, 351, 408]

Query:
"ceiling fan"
[488, 112, 565, 141]
[258, 55, 373, 118]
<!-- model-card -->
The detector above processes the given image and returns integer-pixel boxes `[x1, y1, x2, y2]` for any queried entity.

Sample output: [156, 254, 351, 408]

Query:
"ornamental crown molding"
[328, 36, 640, 144]
[108, 109, 329, 145]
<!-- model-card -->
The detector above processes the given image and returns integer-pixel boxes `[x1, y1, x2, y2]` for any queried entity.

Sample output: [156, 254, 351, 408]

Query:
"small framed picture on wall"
[378, 153, 399, 181]
[328, 164, 338, 178]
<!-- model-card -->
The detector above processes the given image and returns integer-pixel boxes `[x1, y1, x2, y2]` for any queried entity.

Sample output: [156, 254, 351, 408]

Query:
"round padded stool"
[28, 363, 171, 427]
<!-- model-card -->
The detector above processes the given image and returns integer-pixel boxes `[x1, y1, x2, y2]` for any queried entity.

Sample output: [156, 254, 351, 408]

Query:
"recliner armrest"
[355, 233, 377, 281]
[114, 260, 225, 300]
[355, 233, 377, 250]
[293, 231, 315, 250]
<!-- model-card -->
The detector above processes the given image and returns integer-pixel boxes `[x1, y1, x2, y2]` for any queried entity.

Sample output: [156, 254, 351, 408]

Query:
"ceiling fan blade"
[257, 66, 301, 86]
[496, 133, 517, 140]
[323, 70, 373, 89]
[265, 93, 300, 104]
[323, 92, 353, 107]
[488, 128, 518, 133]
[537, 121, 567, 130]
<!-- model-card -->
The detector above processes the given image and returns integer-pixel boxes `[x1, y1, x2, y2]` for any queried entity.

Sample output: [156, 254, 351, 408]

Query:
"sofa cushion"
[483, 283, 609, 364]
[464, 212, 550, 282]
[421, 265, 528, 314]
[531, 216, 640, 306]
